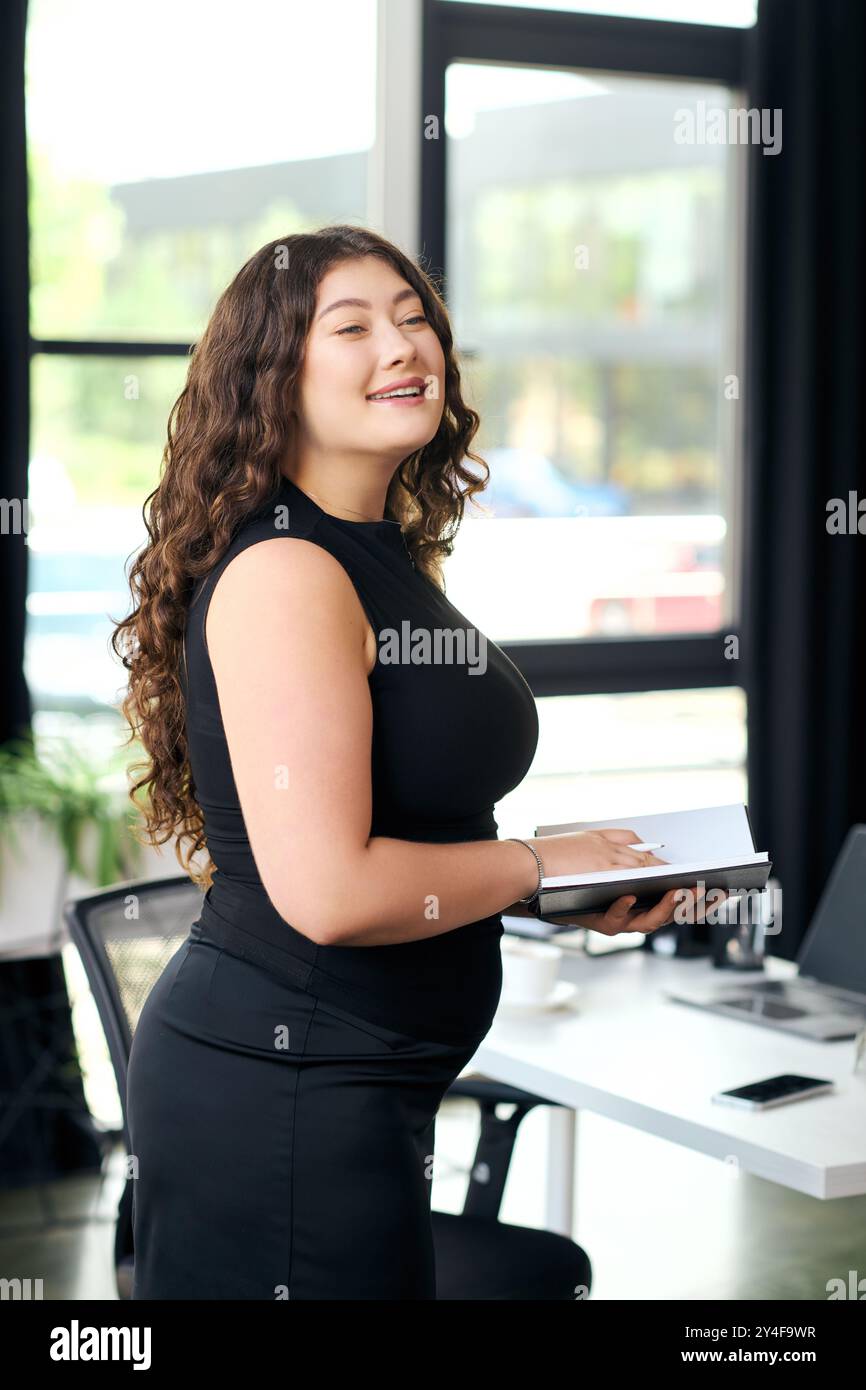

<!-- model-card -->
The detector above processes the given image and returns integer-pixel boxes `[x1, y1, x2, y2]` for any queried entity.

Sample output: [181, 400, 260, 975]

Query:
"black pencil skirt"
[126, 924, 481, 1300]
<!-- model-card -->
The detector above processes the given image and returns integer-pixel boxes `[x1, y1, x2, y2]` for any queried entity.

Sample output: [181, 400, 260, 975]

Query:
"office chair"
[64, 874, 592, 1301]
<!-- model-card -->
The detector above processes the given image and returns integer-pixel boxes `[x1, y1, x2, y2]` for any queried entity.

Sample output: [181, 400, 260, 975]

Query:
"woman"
[119, 225, 678, 1300]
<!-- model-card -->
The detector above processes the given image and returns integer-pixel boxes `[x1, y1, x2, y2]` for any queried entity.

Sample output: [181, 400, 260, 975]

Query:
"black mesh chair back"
[63, 874, 203, 1151]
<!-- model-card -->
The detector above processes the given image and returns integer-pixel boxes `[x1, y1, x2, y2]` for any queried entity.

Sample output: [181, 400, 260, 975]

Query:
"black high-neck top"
[181, 473, 539, 1045]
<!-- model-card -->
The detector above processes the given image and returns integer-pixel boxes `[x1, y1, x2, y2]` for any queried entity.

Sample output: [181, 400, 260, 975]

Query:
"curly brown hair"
[110, 224, 491, 891]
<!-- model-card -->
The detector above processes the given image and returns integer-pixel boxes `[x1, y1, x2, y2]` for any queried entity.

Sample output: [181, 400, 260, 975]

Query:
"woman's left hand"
[545, 886, 698, 938]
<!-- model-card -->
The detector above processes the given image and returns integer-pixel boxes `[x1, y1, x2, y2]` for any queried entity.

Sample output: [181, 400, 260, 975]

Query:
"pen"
[627, 841, 665, 851]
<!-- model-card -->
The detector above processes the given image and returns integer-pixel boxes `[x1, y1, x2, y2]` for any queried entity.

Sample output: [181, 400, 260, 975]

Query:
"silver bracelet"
[506, 837, 545, 907]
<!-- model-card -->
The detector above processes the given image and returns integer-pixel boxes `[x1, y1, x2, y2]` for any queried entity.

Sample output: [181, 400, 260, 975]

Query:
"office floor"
[2, 1094, 864, 1300]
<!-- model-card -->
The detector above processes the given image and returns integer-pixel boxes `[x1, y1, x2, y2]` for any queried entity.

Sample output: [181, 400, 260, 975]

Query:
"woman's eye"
[336, 315, 426, 337]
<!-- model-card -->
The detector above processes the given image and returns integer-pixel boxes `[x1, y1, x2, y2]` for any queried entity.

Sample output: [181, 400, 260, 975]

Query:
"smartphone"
[712, 1073, 835, 1110]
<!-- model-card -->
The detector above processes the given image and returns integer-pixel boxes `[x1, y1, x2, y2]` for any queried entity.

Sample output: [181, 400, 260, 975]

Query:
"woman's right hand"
[527, 827, 669, 878]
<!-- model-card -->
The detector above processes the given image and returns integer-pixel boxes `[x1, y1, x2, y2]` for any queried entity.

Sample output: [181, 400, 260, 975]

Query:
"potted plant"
[0, 732, 144, 956]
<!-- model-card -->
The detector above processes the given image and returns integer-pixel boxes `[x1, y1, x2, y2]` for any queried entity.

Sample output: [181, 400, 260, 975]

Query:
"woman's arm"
[205, 538, 540, 947]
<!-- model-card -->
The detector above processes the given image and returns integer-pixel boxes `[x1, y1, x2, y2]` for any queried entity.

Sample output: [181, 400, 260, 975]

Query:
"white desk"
[465, 948, 866, 1235]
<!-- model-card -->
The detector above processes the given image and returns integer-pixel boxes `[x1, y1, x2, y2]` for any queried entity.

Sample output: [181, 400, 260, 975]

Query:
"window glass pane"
[439, 0, 756, 25]
[26, 0, 376, 341]
[27, 354, 189, 712]
[494, 686, 747, 840]
[444, 65, 744, 641]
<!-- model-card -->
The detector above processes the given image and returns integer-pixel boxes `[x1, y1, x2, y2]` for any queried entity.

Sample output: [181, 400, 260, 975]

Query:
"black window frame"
[420, 0, 752, 697]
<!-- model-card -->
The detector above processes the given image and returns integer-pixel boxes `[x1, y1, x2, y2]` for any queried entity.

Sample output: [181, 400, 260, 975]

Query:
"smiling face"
[294, 255, 446, 472]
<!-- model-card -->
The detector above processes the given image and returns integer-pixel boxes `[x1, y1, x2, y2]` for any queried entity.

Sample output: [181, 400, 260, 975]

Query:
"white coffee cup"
[500, 937, 562, 1006]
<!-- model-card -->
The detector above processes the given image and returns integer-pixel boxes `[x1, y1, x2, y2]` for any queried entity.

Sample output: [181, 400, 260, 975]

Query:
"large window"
[422, 0, 752, 809]
[24, 0, 753, 819]
[25, 0, 377, 719]
[441, 65, 746, 643]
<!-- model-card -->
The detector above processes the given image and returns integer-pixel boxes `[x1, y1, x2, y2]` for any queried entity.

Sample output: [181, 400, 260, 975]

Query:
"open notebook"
[529, 803, 771, 918]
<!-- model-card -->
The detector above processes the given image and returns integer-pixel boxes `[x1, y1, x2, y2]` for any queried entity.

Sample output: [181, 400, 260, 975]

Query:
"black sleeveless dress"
[126, 472, 539, 1299]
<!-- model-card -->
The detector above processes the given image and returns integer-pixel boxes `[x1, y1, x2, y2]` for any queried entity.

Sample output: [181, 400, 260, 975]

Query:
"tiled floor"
[2, 1097, 864, 1300]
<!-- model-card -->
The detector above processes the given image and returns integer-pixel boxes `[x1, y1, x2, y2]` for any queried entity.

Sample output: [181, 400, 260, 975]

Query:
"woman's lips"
[366, 393, 428, 407]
